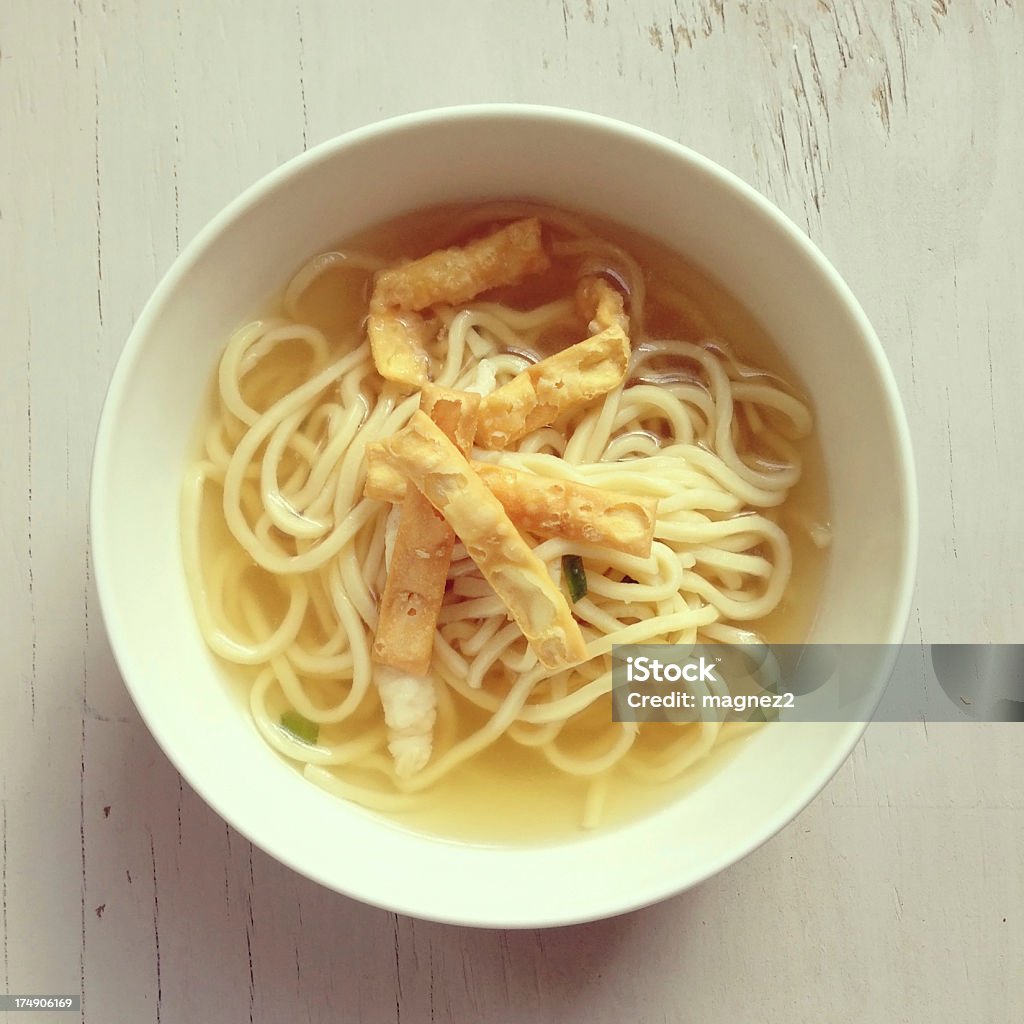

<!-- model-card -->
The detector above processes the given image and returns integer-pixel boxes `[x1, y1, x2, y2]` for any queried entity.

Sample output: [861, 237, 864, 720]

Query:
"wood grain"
[0, 0, 1020, 1020]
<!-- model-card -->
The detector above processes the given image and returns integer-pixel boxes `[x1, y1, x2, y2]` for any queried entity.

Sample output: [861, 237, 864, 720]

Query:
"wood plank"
[0, 0, 1020, 1020]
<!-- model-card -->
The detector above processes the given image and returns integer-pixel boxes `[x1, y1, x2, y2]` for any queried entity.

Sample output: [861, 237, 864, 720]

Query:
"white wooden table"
[2, 2, 1021, 1020]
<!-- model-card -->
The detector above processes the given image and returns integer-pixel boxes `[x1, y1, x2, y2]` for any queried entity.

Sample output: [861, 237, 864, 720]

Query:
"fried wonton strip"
[475, 325, 631, 449]
[367, 219, 550, 388]
[372, 387, 481, 677]
[473, 466, 657, 558]
[576, 275, 629, 332]
[364, 444, 410, 501]
[364, 453, 657, 558]
[421, 383, 480, 452]
[380, 412, 588, 670]
[366, 309, 433, 390]
[372, 218, 550, 312]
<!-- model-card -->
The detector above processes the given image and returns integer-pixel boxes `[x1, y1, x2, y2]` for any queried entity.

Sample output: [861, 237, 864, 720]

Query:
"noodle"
[181, 202, 827, 835]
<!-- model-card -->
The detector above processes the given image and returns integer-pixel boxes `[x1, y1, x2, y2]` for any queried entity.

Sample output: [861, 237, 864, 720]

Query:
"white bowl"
[91, 105, 917, 927]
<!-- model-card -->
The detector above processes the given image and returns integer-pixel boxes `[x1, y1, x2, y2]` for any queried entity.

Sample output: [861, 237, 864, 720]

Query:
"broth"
[188, 202, 831, 843]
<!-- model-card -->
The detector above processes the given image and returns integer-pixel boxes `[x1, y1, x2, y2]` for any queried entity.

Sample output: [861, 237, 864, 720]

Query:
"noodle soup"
[182, 203, 830, 842]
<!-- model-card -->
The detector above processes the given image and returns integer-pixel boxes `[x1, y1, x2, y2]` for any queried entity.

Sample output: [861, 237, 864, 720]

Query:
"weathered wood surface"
[1, 1, 1020, 1020]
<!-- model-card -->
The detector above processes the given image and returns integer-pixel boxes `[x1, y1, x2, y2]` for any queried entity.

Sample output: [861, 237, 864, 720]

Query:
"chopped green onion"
[562, 554, 588, 603]
[280, 710, 319, 745]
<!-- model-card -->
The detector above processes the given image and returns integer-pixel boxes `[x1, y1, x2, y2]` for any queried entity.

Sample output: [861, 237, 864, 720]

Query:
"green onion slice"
[562, 554, 588, 603]
[280, 709, 320, 745]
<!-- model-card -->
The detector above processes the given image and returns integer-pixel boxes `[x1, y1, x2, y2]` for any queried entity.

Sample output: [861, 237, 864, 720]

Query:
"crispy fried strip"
[380, 412, 588, 670]
[576, 275, 629, 332]
[372, 388, 481, 676]
[475, 325, 631, 449]
[373, 218, 550, 311]
[472, 466, 656, 558]
[367, 218, 551, 388]
[365, 450, 657, 558]
[422, 383, 479, 452]
[364, 443, 409, 500]
[366, 310, 433, 390]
